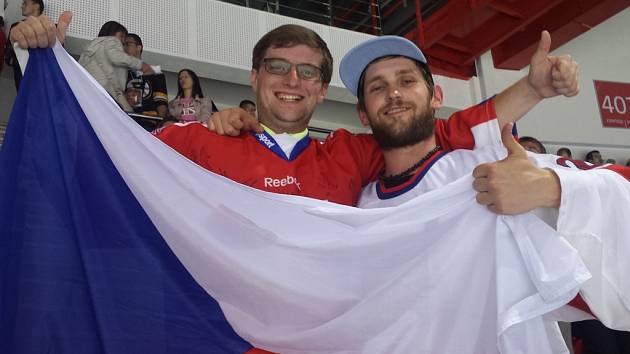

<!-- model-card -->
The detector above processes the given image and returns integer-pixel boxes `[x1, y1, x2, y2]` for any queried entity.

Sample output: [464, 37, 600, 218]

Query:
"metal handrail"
[220, 0, 382, 35]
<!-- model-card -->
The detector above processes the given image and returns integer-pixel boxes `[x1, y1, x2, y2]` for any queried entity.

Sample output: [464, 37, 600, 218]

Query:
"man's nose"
[283, 67, 300, 87]
[387, 87, 401, 100]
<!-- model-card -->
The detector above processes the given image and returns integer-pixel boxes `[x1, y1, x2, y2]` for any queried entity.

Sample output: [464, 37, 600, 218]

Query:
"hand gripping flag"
[0, 44, 597, 354]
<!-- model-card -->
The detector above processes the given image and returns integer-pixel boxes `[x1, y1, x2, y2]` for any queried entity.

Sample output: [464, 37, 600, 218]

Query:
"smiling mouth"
[384, 105, 412, 116]
[276, 93, 304, 102]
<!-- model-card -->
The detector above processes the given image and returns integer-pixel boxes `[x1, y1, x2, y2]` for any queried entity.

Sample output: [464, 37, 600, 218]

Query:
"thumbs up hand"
[472, 124, 561, 214]
[528, 30, 580, 99]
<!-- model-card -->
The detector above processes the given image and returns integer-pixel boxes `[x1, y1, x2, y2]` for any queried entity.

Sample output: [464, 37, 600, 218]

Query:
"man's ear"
[356, 104, 370, 127]
[431, 84, 444, 110]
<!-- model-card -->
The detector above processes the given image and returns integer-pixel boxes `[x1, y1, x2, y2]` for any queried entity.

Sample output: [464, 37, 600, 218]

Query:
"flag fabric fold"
[1, 44, 591, 354]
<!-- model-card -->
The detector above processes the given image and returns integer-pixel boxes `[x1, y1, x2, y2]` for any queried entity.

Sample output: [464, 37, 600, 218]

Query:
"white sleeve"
[549, 166, 630, 330]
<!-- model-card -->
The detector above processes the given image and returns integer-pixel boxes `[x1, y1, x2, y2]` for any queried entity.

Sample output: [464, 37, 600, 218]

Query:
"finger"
[23, 16, 47, 48]
[223, 118, 239, 136]
[35, 17, 53, 48]
[17, 21, 39, 48]
[39, 15, 57, 47]
[551, 58, 576, 80]
[487, 204, 503, 215]
[241, 111, 264, 133]
[501, 123, 526, 157]
[214, 117, 226, 136]
[472, 177, 489, 192]
[530, 30, 551, 66]
[207, 119, 217, 132]
[555, 86, 580, 97]
[10, 28, 28, 49]
[472, 164, 490, 179]
[229, 116, 245, 130]
[475, 192, 492, 206]
[57, 11, 73, 43]
[551, 73, 578, 92]
[244, 119, 264, 134]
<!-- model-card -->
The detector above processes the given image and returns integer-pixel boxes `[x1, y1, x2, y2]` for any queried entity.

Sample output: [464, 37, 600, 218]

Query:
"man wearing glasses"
[123, 33, 169, 127]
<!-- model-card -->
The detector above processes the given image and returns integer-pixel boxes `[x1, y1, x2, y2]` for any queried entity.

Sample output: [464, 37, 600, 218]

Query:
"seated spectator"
[79, 21, 154, 112]
[239, 99, 257, 117]
[556, 147, 572, 159]
[5, 0, 44, 90]
[123, 33, 168, 131]
[168, 69, 218, 124]
[626, 158, 630, 167]
[585, 150, 603, 165]
[518, 136, 546, 154]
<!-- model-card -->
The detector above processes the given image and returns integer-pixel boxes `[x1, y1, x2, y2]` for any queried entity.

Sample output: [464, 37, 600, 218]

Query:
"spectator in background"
[518, 136, 546, 154]
[4, 0, 44, 90]
[556, 147, 572, 159]
[605, 158, 616, 165]
[79, 21, 154, 112]
[239, 99, 257, 117]
[168, 69, 218, 124]
[626, 159, 630, 167]
[123, 33, 168, 130]
[585, 150, 603, 165]
[0, 16, 6, 74]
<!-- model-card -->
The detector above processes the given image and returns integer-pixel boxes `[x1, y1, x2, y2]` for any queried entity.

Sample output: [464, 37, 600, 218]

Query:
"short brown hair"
[252, 24, 333, 84]
[357, 56, 434, 112]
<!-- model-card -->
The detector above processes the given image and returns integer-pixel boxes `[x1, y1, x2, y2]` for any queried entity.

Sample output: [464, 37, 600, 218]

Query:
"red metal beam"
[414, 0, 425, 47]
[426, 55, 476, 79]
[424, 45, 471, 66]
[492, 0, 629, 70]
[488, 0, 526, 19]
[439, 35, 474, 54]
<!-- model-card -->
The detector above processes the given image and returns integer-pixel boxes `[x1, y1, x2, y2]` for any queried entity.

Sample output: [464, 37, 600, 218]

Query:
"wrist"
[539, 168, 561, 208]
[524, 75, 545, 101]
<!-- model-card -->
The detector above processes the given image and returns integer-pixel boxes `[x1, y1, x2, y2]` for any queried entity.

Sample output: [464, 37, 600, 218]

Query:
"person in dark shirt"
[123, 33, 168, 130]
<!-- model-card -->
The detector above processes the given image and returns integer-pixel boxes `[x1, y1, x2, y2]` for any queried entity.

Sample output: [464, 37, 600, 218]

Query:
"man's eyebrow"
[365, 75, 384, 86]
[366, 68, 418, 85]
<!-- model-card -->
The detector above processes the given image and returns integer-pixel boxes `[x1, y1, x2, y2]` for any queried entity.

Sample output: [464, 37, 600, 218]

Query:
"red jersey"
[156, 99, 496, 206]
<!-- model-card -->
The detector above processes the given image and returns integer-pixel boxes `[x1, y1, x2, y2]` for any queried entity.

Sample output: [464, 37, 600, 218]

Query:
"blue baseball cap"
[340, 36, 427, 97]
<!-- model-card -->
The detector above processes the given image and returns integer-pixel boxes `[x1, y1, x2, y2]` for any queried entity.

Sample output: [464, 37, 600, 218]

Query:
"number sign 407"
[601, 95, 630, 115]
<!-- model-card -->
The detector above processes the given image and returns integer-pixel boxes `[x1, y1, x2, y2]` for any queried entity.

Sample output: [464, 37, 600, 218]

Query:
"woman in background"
[79, 21, 154, 112]
[168, 69, 218, 124]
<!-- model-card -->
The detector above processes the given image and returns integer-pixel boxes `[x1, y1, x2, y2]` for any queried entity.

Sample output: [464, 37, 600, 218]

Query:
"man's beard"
[370, 104, 436, 150]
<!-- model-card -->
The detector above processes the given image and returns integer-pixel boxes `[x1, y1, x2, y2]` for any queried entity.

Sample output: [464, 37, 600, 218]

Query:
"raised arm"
[10, 11, 72, 48]
[494, 31, 579, 129]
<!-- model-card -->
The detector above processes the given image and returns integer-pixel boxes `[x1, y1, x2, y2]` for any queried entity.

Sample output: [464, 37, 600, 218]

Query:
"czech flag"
[0, 44, 592, 354]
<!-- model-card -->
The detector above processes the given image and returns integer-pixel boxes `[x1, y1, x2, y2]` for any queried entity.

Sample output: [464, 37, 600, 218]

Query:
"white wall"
[477, 8, 630, 163]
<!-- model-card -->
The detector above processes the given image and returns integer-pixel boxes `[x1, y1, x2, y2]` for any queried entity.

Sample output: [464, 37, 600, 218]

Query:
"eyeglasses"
[262, 58, 322, 81]
[124, 41, 139, 47]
